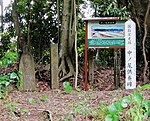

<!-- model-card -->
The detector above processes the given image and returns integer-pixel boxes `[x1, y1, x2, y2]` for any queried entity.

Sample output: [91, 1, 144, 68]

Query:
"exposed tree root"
[59, 56, 75, 82]
[59, 72, 73, 82]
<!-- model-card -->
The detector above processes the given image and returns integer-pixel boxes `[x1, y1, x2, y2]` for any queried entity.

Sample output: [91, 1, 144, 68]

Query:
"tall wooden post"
[84, 22, 88, 90]
[114, 48, 121, 89]
[50, 43, 59, 89]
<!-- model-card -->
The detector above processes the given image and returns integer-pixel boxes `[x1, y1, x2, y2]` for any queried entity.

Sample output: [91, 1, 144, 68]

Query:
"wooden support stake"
[50, 43, 59, 89]
[88, 51, 94, 84]
[114, 48, 121, 89]
[84, 22, 88, 91]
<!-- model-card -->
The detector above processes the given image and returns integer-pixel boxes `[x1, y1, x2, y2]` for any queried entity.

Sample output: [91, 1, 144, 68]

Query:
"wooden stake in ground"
[114, 48, 121, 89]
[88, 51, 94, 84]
[50, 44, 59, 89]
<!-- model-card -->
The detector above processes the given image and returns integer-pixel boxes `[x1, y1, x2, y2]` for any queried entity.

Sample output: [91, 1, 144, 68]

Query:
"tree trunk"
[142, 0, 150, 81]
[74, 0, 79, 88]
[59, 0, 76, 81]
[57, 0, 60, 44]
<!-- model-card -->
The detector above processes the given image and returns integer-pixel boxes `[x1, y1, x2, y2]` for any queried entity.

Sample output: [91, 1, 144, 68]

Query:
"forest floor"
[0, 66, 150, 121]
[0, 89, 150, 121]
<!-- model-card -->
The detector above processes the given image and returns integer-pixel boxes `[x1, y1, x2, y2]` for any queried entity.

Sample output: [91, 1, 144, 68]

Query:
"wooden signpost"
[83, 17, 136, 90]
[125, 19, 136, 89]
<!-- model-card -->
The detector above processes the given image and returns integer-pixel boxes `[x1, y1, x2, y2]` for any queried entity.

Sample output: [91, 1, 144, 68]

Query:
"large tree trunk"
[59, 0, 76, 81]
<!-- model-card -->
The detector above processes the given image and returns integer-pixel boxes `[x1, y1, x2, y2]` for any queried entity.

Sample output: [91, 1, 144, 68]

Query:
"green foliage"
[126, 91, 150, 121]
[98, 101, 123, 121]
[77, 18, 85, 56]
[0, 72, 19, 89]
[4, 0, 58, 63]
[0, 51, 18, 67]
[138, 84, 150, 91]
[0, 32, 12, 57]
[64, 96, 94, 121]
[0, 51, 19, 98]
[94, 49, 114, 67]
[63, 82, 72, 93]
[98, 85, 150, 121]
[91, 0, 129, 18]
[28, 98, 36, 106]
[40, 95, 47, 101]
[5, 99, 17, 112]
[98, 104, 109, 119]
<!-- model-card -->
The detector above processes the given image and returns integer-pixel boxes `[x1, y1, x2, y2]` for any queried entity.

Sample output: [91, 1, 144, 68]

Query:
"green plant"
[0, 51, 18, 67]
[40, 95, 47, 101]
[66, 97, 93, 120]
[38, 95, 48, 104]
[28, 98, 36, 106]
[98, 101, 124, 121]
[0, 51, 19, 98]
[63, 82, 72, 93]
[126, 91, 150, 121]
[3, 96, 20, 120]
[98, 84, 150, 121]
[0, 72, 20, 98]
[138, 84, 150, 91]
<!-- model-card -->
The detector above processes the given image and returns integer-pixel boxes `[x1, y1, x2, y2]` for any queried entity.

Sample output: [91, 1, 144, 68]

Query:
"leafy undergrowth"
[0, 88, 150, 121]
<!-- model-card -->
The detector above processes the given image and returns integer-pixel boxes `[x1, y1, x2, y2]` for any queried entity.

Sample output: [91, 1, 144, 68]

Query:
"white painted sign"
[125, 19, 136, 89]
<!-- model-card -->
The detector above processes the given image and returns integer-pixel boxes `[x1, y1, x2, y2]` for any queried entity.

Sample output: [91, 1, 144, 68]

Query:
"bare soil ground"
[0, 66, 150, 121]
[0, 88, 150, 121]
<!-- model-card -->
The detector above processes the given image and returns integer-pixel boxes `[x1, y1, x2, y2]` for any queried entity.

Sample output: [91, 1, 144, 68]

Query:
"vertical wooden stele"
[50, 44, 59, 89]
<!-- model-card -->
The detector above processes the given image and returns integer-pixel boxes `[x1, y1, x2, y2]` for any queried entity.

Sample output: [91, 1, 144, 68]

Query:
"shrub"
[0, 51, 20, 98]
[98, 84, 150, 121]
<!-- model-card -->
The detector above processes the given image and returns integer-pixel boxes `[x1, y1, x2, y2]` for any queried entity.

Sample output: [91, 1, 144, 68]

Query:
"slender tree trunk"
[57, 0, 60, 44]
[142, 0, 150, 81]
[12, 0, 23, 57]
[74, 0, 78, 88]
[12, 0, 20, 38]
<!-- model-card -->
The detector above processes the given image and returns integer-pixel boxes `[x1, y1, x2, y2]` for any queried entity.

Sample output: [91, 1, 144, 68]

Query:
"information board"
[87, 20, 125, 48]
[83, 17, 136, 90]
